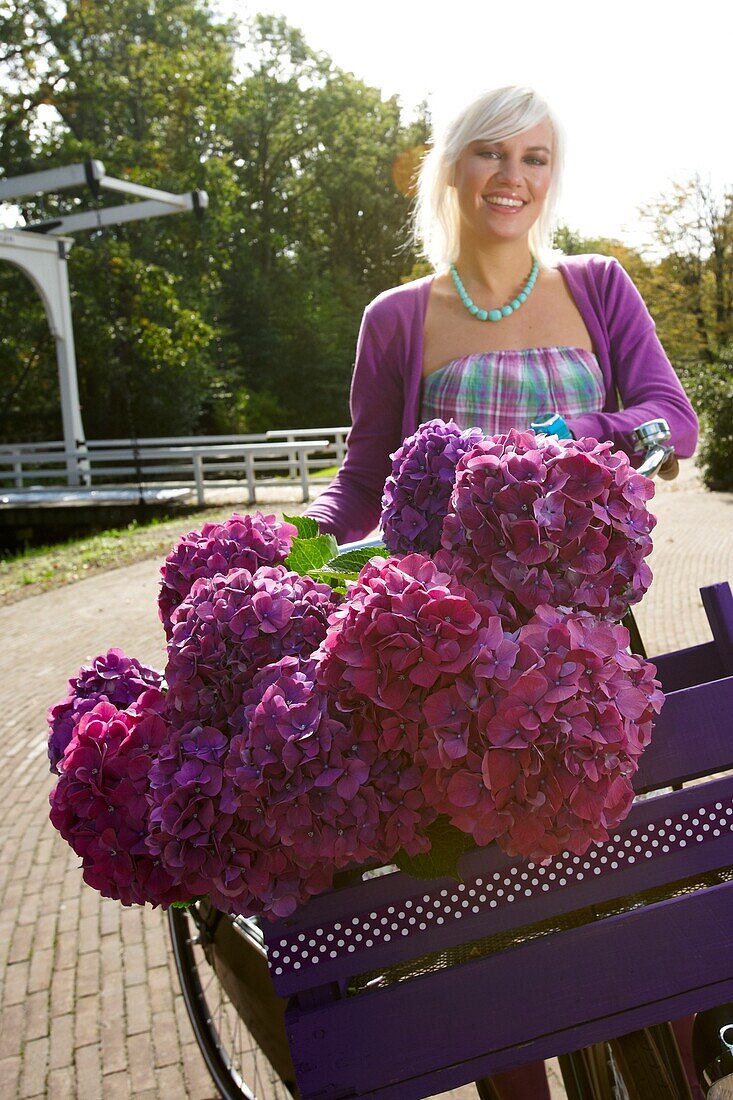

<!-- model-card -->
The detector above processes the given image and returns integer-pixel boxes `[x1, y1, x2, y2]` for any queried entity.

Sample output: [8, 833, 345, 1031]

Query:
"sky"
[216, 0, 732, 250]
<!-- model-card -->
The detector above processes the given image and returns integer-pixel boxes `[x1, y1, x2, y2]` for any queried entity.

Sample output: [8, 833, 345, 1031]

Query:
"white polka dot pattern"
[268, 795, 733, 977]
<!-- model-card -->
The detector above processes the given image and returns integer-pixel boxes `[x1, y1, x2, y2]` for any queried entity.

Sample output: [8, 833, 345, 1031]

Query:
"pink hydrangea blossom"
[49, 701, 189, 907]
[316, 552, 494, 718]
[47, 649, 163, 773]
[442, 429, 656, 619]
[49, 419, 667, 916]
[417, 605, 663, 862]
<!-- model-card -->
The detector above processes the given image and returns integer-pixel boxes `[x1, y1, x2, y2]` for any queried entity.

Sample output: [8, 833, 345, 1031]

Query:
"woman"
[307, 86, 699, 1100]
[307, 85, 698, 548]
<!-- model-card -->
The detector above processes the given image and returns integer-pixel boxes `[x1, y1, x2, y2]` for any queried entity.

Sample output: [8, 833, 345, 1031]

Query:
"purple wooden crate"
[263, 582, 733, 1100]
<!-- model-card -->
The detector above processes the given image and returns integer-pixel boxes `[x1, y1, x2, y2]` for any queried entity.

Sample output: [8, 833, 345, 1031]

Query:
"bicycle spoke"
[169, 904, 290, 1100]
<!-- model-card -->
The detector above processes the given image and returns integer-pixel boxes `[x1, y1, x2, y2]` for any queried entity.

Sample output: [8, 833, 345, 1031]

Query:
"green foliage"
[285, 533, 339, 574]
[553, 225, 705, 367]
[394, 817, 470, 881]
[0, 3, 425, 442]
[69, 238, 215, 438]
[283, 514, 319, 539]
[281, 519, 389, 594]
[323, 546, 390, 573]
[677, 358, 733, 491]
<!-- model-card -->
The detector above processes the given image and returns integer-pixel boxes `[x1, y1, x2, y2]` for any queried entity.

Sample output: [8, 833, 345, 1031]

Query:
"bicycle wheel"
[558, 1046, 616, 1100]
[168, 900, 298, 1100]
[608, 1026, 693, 1100]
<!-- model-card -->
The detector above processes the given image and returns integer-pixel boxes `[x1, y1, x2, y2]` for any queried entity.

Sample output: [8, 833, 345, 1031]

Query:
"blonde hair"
[413, 85, 565, 269]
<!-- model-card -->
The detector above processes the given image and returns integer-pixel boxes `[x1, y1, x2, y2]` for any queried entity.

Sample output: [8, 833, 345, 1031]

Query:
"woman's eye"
[478, 150, 501, 159]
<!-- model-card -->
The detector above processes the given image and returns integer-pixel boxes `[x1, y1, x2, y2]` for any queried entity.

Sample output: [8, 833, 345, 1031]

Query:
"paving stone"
[147, 963, 173, 1011]
[0, 1055, 21, 1098]
[3, 959, 30, 1007]
[1, 1002, 25, 1059]
[77, 913, 99, 954]
[46, 1066, 76, 1100]
[120, 906, 143, 947]
[76, 947, 100, 999]
[151, 1010, 180, 1068]
[125, 981, 152, 1037]
[73, 994, 100, 1049]
[182, 1039, 219, 1097]
[100, 1012, 129, 1076]
[100, 930, 124, 980]
[100, 897, 120, 938]
[75, 1043, 102, 1100]
[31, 911, 57, 954]
[49, 1012, 74, 1071]
[123, 941, 147, 987]
[156, 1061, 187, 1094]
[54, 920, 81, 973]
[27, 946, 54, 996]
[23, 989, 50, 1042]
[18, 1034, 49, 1099]
[100, 1070, 132, 1100]
[7, 922, 33, 965]
[50, 965, 75, 1019]
[127, 1031, 157, 1093]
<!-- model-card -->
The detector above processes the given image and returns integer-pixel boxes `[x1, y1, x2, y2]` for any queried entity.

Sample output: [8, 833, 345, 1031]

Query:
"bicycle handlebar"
[634, 417, 677, 479]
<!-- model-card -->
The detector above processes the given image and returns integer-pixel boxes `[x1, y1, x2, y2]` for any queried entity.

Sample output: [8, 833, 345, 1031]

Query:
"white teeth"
[486, 196, 524, 207]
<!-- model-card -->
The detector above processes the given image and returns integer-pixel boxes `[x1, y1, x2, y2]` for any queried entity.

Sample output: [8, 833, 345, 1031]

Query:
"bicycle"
[168, 420, 733, 1100]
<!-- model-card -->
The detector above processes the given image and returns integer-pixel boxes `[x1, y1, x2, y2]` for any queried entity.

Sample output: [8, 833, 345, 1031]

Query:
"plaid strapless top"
[420, 346, 605, 433]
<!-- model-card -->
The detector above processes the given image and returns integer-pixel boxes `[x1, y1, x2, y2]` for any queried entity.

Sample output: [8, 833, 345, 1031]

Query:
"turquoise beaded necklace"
[449, 257, 539, 322]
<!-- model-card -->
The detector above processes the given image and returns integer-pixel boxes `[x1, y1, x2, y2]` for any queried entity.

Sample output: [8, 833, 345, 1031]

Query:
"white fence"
[0, 428, 349, 506]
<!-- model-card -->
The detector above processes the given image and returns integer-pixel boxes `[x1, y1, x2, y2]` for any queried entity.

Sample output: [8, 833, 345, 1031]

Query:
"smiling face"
[451, 118, 554, 249]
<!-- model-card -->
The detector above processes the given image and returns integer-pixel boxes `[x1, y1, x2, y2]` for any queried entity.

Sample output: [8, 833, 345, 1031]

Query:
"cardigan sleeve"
[304, 298, 406, 546]
[564, 258, 699, 459]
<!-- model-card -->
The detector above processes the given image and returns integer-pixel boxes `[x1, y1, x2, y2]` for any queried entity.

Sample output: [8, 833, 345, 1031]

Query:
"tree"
[639, 179, 733, 363]
[217, 15, 426, 427]
[0, 0, 236, 441]
[0, 5, 428, 440]
[553, 225, 702, 367]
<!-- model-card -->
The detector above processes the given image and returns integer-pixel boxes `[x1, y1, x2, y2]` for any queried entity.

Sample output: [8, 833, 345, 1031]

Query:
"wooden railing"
[0, 429, 348, 505]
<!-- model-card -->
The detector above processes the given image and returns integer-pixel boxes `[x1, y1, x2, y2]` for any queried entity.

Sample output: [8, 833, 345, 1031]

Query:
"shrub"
[678, 358, 733, 491]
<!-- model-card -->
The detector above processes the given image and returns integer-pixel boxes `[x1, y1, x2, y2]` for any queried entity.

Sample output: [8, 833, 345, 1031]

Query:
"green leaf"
[283, 514, 320, 539]
[394, 817, 470, 881]
[285, 534, 339, 575]
[170, 896, 204, 909]
[324, 545, 389, 574]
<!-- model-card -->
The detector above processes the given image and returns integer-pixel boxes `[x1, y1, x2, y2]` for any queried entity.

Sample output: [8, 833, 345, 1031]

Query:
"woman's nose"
[496, 157, 523, 186]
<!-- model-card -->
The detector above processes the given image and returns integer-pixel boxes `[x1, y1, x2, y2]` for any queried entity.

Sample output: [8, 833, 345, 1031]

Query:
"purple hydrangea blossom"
[47, 649, 164, 773]
[442, 429, 656, 619]
[148, 657, 433, 920]
[165, 565, 340, 728]
[381, 419, 485, 555]
[48, 701, 189, 907]
[158, 512, 298, 637]
[49, 421, 667, 915]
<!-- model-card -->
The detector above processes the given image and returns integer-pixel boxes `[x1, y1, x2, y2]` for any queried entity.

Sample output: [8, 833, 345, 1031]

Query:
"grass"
[0, 502, 302, 605]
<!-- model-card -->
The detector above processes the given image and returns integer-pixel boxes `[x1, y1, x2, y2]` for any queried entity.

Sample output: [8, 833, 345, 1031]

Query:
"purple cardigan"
[306, 254, 699, 545]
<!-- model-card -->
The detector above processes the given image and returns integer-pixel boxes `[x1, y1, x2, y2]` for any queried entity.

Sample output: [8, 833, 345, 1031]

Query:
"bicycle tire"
[608, 1026, 692, 1100]
[559, 1046, 616, 1100]
[168, 902, 297, 1100]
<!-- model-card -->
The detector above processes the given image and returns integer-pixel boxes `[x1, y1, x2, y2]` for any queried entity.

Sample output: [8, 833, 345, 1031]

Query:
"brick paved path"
[1, 464, 731, 1100]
